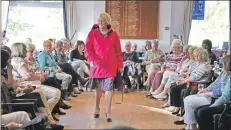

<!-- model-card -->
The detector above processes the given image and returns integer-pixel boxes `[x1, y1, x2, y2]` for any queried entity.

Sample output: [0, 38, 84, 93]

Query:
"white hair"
[25, 38, 32, 44]
[25, 42, 36, 52]
[97, 12, 112, 24]
[55, 40, 63, 48]
[172, 39, 182, 47]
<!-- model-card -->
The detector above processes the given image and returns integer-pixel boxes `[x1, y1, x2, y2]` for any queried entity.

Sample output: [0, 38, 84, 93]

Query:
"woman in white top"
[10, 42, 61, 126]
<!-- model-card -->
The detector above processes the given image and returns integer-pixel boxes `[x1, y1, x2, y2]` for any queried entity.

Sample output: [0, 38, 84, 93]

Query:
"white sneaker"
[151, 90, 161, 95]
[165, 106, 175, 112]
[154, 93, 167, 99]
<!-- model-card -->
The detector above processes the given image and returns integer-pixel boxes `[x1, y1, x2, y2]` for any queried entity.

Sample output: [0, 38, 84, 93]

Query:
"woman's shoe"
[174, 120, 185, 125]
[71, 91, 78, 97]
[78, 88, 84, 92]
[161, 103, 169, 108]
[145, 93, 152, 98]
[53, 106, 66, 115]
[52, 113, 59, 121]
[94, 108, 100, 118]
[105, 113, 112, 122]
[59, 101, 72, 109]
[50, 124, 64, 129]
[94, 114, 100, 118]
[172, 108, 180, 115]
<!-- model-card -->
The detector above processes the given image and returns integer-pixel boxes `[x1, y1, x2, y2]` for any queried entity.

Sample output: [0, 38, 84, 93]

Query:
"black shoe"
[50, 124, 64, 129]
[172, 109, 180, 115]
[52, 113, 59, 121]
[52, 106, 66, 115]
[124, 88, 128, 93]
[174, 120, 185, 125]
[94, 114, 100, 118]
[105, 113, 112, 122]
[78, 88, 84, 92]
[59, 100, 72, 109]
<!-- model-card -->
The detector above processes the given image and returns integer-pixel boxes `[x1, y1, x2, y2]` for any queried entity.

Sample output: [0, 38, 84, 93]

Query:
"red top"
[85, 24, 123, 78]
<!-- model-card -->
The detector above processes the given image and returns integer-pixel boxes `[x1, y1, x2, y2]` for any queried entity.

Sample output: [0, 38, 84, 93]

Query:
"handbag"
[112, 71, 124, 104]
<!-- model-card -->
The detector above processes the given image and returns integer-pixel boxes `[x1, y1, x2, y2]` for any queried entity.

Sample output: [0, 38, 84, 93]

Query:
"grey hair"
[61, 38, 70, 43]
[125, 41, 132, 46]
[55, 40, 63, 48]
[153, 39, 159, 45]
[25, 42, 36, 52]
[11, 42, 27, 58]
[25, 38, 32, 44]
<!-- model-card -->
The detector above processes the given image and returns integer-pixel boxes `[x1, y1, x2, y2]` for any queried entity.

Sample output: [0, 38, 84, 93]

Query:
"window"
[189, 1, 229, 48]
[6, 1, 64, 49]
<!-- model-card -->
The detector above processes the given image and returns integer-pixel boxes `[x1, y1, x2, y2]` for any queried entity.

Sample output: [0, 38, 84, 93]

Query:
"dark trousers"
[123, 66, 131, 87]
[170, 83, 187, 107]
[195, 104, 231, 130]
[14, 92, 45, 108]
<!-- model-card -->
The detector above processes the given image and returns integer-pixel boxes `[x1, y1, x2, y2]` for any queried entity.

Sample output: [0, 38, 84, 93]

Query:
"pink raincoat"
[85, 24, 123, 78]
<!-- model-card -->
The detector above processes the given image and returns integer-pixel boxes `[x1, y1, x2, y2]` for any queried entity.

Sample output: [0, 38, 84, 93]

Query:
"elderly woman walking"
[85, 12, 123, 122]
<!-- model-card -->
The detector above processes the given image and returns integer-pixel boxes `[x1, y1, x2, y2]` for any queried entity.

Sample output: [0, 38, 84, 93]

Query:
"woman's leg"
[37, 85, 61, 111]
[95, 87, 103, 115]
[1, 111, 31, 125]
[184, 95, 211, 129]
[197, 105, 227, 130]
[105, 90, 112, 118]
[77, 67, 85, 89]
[31, 89, 57, 124]
[151, 72, 163, 95]
[55, 72, 72, 100]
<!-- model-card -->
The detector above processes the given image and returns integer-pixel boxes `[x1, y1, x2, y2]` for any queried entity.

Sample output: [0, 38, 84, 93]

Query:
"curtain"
[63, 1, 78, 46]
[181, 1, 194, 46]
[229, 0, 231, 49]
[2, 1, 10, 31]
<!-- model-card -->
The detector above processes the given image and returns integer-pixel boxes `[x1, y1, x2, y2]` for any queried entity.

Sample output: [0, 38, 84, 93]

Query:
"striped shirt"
[164, 53, 184, 70]
[188, 62, 211, 81]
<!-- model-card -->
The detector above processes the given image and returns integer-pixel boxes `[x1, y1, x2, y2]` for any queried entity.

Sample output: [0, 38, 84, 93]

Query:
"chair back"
[1, 83, 13, 114]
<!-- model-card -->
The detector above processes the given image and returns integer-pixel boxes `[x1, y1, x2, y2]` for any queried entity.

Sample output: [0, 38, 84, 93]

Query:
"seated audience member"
[1, 49, 62, 127]
[1, 112, 46, 130]
[23, 43, 72, 114]
[122, 41, 139, 92]
[158, 45, 192, 107]
[144, 40, 152, 51]
[69, 40, 90, 75]
[61, 38, 72, 58]
[37, 40, 72, 100]
[183, 55, 231, 130]
[54, 40, 88, 93]
[145, 39, 183, 97]
[143, 39, 165, 84]
[152, 39, 184, 100]
[168, 48, 211, 113]
[201, 39, 216, 65]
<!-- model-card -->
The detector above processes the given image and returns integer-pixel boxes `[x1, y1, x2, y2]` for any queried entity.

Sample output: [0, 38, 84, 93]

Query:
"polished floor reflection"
[58, 91, 184, 129]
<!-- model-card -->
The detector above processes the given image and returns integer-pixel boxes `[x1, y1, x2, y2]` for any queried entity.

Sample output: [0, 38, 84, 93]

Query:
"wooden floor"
[57, 91, 184, 129]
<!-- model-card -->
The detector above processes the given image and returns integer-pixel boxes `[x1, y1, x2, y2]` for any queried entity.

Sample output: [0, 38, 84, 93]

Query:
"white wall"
[0, 0, 2, 33]
[75, 1, 185, 53]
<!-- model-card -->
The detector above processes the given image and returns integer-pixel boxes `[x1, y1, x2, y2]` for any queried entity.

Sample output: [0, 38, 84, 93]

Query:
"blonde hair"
[193, 47, 209, 61]
[25, 43, 36, 52]
[188, 46, 197, 54]
[97, 12, 111, 24]
[221, 55, 231, 71]
[11, 42, 27, 58]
